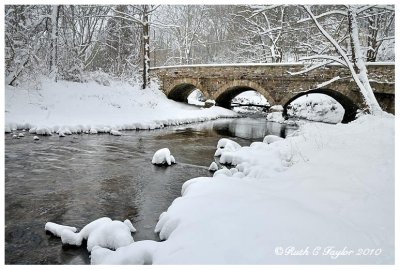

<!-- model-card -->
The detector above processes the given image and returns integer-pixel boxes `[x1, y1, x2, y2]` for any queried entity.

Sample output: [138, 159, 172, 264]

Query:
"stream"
[5, 117, 297, 264]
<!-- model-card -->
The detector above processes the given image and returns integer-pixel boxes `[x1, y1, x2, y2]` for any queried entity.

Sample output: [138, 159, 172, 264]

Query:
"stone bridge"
[149, 63, 395, 123]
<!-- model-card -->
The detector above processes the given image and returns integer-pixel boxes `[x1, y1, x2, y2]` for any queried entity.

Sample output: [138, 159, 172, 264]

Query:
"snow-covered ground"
[5, 79, 237, 134]
[90, 113, 394, 264]
[232, 90, 269, 114]
[5, 77, 394, 265]
[287, 94, 345, 123]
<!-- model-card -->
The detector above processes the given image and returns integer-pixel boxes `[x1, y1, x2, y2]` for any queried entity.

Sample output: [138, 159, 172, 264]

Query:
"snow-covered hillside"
[5, 79, 237, 134]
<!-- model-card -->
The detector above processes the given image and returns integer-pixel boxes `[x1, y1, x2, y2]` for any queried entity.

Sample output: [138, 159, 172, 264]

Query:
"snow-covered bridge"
[150, 63, 394, 123]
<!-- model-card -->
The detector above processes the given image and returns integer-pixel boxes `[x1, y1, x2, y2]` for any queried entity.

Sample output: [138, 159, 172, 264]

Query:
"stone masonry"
[150, 63, 395, 123]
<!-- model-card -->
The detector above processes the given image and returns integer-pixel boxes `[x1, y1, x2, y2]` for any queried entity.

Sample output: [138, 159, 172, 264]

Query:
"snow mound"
[33, 136, 40, 140]
[152, 148, 176, 166]
[213, 168, 233, 177]
[46, 217, 136, 252]
[208, 162, 218, 171]
[36, 127, 52, 135]
[86, 220, 134, 252]
[45, 222, 77, 237]
[263, 135, 284, 144]
[214, 138, 241, 157]
[110, 130, 122, 136]
[91, 240, 159, 265]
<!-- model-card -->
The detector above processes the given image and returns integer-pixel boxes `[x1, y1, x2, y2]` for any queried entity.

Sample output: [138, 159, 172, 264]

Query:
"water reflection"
[5, 117, 296, 264]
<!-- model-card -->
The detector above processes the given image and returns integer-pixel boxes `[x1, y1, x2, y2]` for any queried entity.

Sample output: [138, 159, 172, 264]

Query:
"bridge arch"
[166, 79, 206, 103]
[282, 89, 360, 123]
[213, 80, 276, 108]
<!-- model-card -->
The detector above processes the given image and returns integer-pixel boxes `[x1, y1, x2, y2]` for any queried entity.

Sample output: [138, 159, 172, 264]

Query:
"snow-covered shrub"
[152, 148, 176, 166]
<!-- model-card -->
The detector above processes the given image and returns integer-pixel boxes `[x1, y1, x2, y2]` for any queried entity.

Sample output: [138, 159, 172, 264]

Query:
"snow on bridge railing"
[150, 63, 304, 70]
[149, 62, 395, 70]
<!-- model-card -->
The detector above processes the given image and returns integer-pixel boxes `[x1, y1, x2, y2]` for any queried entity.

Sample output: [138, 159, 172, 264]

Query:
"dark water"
[4, 118, 296, 265]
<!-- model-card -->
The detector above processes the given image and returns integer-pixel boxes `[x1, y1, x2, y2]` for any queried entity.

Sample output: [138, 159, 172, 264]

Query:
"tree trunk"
[366, 15, 378, 62]
[347, 6, 382, 114]
[142, 5, 150, 89]
[50, 5, 60, 82]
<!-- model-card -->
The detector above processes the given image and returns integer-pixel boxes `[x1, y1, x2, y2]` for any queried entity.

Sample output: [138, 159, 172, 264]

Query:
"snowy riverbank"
[89, 113, 394, 264]
[5, 79, 237, 134]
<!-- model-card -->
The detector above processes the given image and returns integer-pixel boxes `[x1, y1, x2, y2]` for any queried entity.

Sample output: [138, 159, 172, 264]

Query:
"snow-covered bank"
[5, 79, 237, 134]
[91, 113, 394, 264]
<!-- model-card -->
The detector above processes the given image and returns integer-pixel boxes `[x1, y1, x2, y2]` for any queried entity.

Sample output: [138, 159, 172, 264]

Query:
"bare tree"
[294, 5, 382, 114]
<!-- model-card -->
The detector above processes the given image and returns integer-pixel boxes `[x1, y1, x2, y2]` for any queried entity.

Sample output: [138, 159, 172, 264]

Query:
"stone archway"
[213, 80, 276, 108]
[282, 89, 360, 123]
[167, 79, 206, 103]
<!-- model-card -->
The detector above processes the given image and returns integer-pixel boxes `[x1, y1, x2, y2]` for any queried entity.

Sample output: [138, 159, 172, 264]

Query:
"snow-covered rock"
[213, 168, 232, 177]
[36, 127, 52, 135]
[47, 217, 136, 252]
[91, 240, 159, 265]
[208, 162, 218, 171]
[110, 130, 122, 136]
[214, 138, 241, 157]
[18, 133, 24, 137]
[12, 134, 18, 139]
[86, 220, 134, 252]
[45, 222, 77, 237]
[152, 148, 176, 166]
[263, 134, 284, 144]
[33, 136, 40, 141]
[90, 128, 98, 134]
[59, 132, 65, 137]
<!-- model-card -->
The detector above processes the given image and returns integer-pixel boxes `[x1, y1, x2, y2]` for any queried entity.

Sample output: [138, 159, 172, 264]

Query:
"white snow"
[44, 222, 77, 237]
[5, 79, 237, 134]
[152, 148, 176, 166]
[86, 220, 134, 252]
[263, 134, 283, 144]
[90, 113, 394, 264]
[214, 138, 241, 157]
[213, 168, 233, 177]
[269, 105, 283, 112]
[208, 161, 218, 171]
[266, 111, 285, 123]
[231, 90, 269, 114]
[46, 217, 136, 252]
[33, 136, 39, 140]
[287, 94, 345, 123]
[110, 129, 122, 136]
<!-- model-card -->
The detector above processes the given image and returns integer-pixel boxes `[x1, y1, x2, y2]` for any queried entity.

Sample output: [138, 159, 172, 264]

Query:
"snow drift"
[91, 113, 394, 264]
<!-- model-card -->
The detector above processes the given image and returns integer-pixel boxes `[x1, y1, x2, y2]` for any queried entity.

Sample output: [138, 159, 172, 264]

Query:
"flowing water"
[4, 118, 297, 264]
